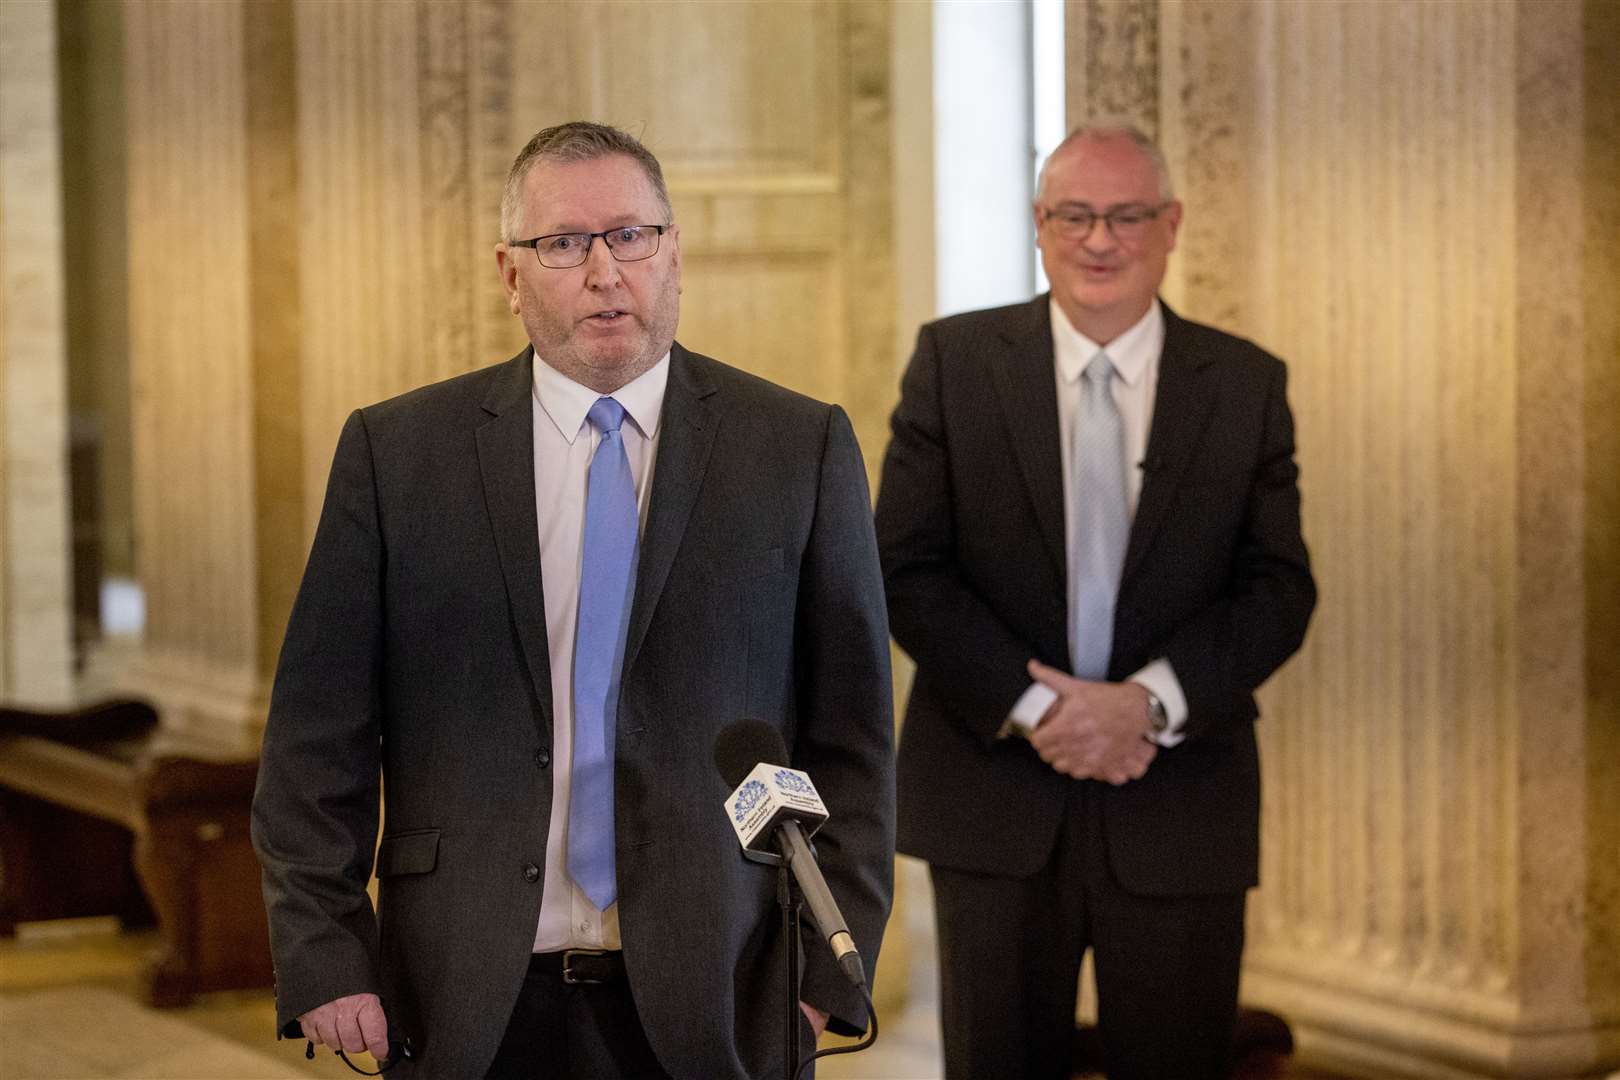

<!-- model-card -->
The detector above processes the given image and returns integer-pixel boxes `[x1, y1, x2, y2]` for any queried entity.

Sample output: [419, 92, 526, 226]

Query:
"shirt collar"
[1049, 298, 1164, 388]
[532, 350, 671, 444]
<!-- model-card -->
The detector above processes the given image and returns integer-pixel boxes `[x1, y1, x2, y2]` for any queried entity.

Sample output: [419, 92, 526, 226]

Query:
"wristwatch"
[1143, 688, 1169, 742]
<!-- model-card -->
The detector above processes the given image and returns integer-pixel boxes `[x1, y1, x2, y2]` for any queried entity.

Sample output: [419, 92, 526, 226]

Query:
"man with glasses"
[875, 123, 1315, 1078]
[253, 122, 895, 1080]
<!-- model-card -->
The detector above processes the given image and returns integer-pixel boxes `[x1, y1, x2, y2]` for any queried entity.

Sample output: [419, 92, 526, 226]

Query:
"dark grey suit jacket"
[252, 344, 895, 1080]
[876, 297, 1314, 896]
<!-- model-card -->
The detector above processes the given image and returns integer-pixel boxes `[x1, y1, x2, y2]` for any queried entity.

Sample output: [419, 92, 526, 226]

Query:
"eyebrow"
[1048, 200, 1157, 213]
[534, 214, 655, 235]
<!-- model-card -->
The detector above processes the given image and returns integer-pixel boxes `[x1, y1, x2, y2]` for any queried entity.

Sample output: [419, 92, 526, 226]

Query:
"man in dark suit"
[251, 122, 894, 1080]
[874, 124, 1315, 1079]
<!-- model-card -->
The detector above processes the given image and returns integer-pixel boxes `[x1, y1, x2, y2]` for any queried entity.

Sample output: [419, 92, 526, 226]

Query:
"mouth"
[585, 309, 629, 324]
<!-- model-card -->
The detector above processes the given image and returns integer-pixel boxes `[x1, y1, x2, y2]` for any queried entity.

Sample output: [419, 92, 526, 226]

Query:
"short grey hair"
[501, 121, 673, 242]
[1036, 120, 1175, 203]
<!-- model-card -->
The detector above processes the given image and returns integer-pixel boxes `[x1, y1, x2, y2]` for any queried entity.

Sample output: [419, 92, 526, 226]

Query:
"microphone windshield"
[714, 719, 789, 789]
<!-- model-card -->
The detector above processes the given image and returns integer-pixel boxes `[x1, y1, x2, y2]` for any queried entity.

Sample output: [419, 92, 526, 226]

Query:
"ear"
[1162, 200, 1184, 252]
[1031, 203, 1046, 252]
[666, 223, 682, 290]
[495, 243, 522, 315]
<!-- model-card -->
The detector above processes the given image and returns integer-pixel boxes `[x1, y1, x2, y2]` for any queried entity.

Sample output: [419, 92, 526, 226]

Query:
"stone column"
[1072, 0, 1620, 1074]
[290, 0, 512, 515]
[1064, 0, 1158, 135]
[122, 0, 508, 751]
[0, 0, 75, 706]
[122, 0, 300, 751]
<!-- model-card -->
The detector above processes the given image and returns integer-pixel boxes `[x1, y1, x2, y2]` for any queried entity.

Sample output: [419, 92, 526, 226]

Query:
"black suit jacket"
[876, 297, 1314, 895]
[252, 345, 895, 1080]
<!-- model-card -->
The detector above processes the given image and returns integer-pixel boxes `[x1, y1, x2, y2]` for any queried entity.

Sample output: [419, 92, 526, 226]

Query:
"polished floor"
[0, 915, 1345, 1080]
[0, 916, 944, 1080]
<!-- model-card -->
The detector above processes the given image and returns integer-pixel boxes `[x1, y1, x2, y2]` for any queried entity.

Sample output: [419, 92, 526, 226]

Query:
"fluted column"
[292, 0, 512, 519]
[0, 0, 76, 706]
[123, 0, 297, 751]
[122, 0, 504, 749]
[1073, 0, 1619, 1074]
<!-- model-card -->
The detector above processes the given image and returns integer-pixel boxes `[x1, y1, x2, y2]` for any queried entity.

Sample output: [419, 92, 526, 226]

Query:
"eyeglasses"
[305, 1038, 414, 1075]
[510, 225, 667, 269]
[1038, 202, 1171, 244]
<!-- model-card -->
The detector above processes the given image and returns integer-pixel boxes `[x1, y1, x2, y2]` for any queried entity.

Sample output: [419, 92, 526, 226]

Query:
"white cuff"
[1129, 658, 1188, 747]
[1001, 682, 1056, 738]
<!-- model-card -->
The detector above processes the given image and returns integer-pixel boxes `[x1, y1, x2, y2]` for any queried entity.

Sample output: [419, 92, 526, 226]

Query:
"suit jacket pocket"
[376, 828, 440, 878]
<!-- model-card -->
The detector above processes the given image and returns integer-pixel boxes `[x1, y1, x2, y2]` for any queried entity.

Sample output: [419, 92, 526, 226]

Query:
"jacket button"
[523, 863, 540, 883]
[534, 748, 550, 768]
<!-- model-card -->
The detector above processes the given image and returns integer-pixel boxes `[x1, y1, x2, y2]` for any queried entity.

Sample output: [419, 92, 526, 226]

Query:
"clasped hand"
[1025, 659, 1158, 784]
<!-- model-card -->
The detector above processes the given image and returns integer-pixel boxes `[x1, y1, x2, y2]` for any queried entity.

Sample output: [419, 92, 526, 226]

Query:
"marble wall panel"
[581, 1, 836, 180]
[677, 253, 843, 404]
[509, 0, 893, 469]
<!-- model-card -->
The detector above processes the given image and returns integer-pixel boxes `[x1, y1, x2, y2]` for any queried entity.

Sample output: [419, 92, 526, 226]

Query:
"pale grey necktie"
[1070, 351, 1129, 679]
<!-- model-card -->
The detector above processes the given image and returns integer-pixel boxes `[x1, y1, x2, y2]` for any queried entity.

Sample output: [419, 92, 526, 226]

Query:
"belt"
[529, 949, 626, 985]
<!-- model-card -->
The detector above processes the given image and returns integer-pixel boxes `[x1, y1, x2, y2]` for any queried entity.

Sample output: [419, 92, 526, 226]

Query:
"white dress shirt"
[530, 352, 668, 952]
[1006, 299, 1189, 746]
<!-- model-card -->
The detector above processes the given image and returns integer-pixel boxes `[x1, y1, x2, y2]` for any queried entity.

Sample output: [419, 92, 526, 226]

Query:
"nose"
[1078, 217, 1117, 252]
[581, 237, 623, 288]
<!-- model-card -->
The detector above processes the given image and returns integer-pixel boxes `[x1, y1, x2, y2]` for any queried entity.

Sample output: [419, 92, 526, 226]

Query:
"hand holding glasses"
[305, 1036, 413, 1075]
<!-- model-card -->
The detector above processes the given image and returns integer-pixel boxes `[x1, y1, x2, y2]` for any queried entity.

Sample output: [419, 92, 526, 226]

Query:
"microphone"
[715, 720, 867, 989]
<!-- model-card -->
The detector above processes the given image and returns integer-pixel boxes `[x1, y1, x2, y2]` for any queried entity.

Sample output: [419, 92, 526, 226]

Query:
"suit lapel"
[990, 296, 1068, 583]
[1122, 302, 1217, 584]
[475, 348, 553, 739]
[623, 344, 718, 675]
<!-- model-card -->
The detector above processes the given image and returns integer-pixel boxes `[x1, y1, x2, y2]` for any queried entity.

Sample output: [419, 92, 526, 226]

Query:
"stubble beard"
[524, 285, 679, 394]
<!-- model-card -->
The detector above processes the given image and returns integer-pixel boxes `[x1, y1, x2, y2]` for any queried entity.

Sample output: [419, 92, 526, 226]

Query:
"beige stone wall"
[0, 0, 76, 706]
[122, 0, 270, 749]
[1069, 0, 1619, 1074]
[119, 0, 897, 742]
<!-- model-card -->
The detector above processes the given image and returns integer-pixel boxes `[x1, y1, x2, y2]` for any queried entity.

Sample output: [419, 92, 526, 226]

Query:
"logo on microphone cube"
[773, 769, 814, 796]
[725, 762, 830, 854]
[732, 779, 769, 823]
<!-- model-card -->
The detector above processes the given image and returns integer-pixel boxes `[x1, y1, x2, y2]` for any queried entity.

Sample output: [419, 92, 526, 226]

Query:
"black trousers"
[485, 955, 672, 1080]
[929, 785, 1246, 1080]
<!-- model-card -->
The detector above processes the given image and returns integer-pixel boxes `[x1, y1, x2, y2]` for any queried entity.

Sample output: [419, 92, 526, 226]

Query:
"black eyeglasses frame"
[509, 224, 669, 269]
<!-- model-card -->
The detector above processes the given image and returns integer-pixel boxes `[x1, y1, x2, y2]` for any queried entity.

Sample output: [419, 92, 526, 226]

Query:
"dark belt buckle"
[562, 948, 609, 985]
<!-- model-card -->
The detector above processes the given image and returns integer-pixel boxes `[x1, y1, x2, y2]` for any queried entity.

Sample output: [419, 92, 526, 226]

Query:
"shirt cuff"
[1000, 682, 1057, 739]
[1129, 658, 1188, 747]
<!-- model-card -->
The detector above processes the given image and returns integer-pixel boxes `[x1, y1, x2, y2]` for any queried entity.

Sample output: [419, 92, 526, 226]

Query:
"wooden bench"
[0, 700, 272, 1006]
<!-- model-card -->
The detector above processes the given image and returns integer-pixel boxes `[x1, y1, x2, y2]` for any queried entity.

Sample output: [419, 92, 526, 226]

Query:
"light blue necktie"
[1070, 352, 1129, 680]
[568, 397, 639, 909]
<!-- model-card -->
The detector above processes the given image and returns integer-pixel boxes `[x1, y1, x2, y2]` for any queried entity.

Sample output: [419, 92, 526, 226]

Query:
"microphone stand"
[776, 860, 803, 1080]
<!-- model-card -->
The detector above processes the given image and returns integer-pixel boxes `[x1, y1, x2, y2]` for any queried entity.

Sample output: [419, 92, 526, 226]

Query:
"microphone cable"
[794, 983, 878, 1080]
